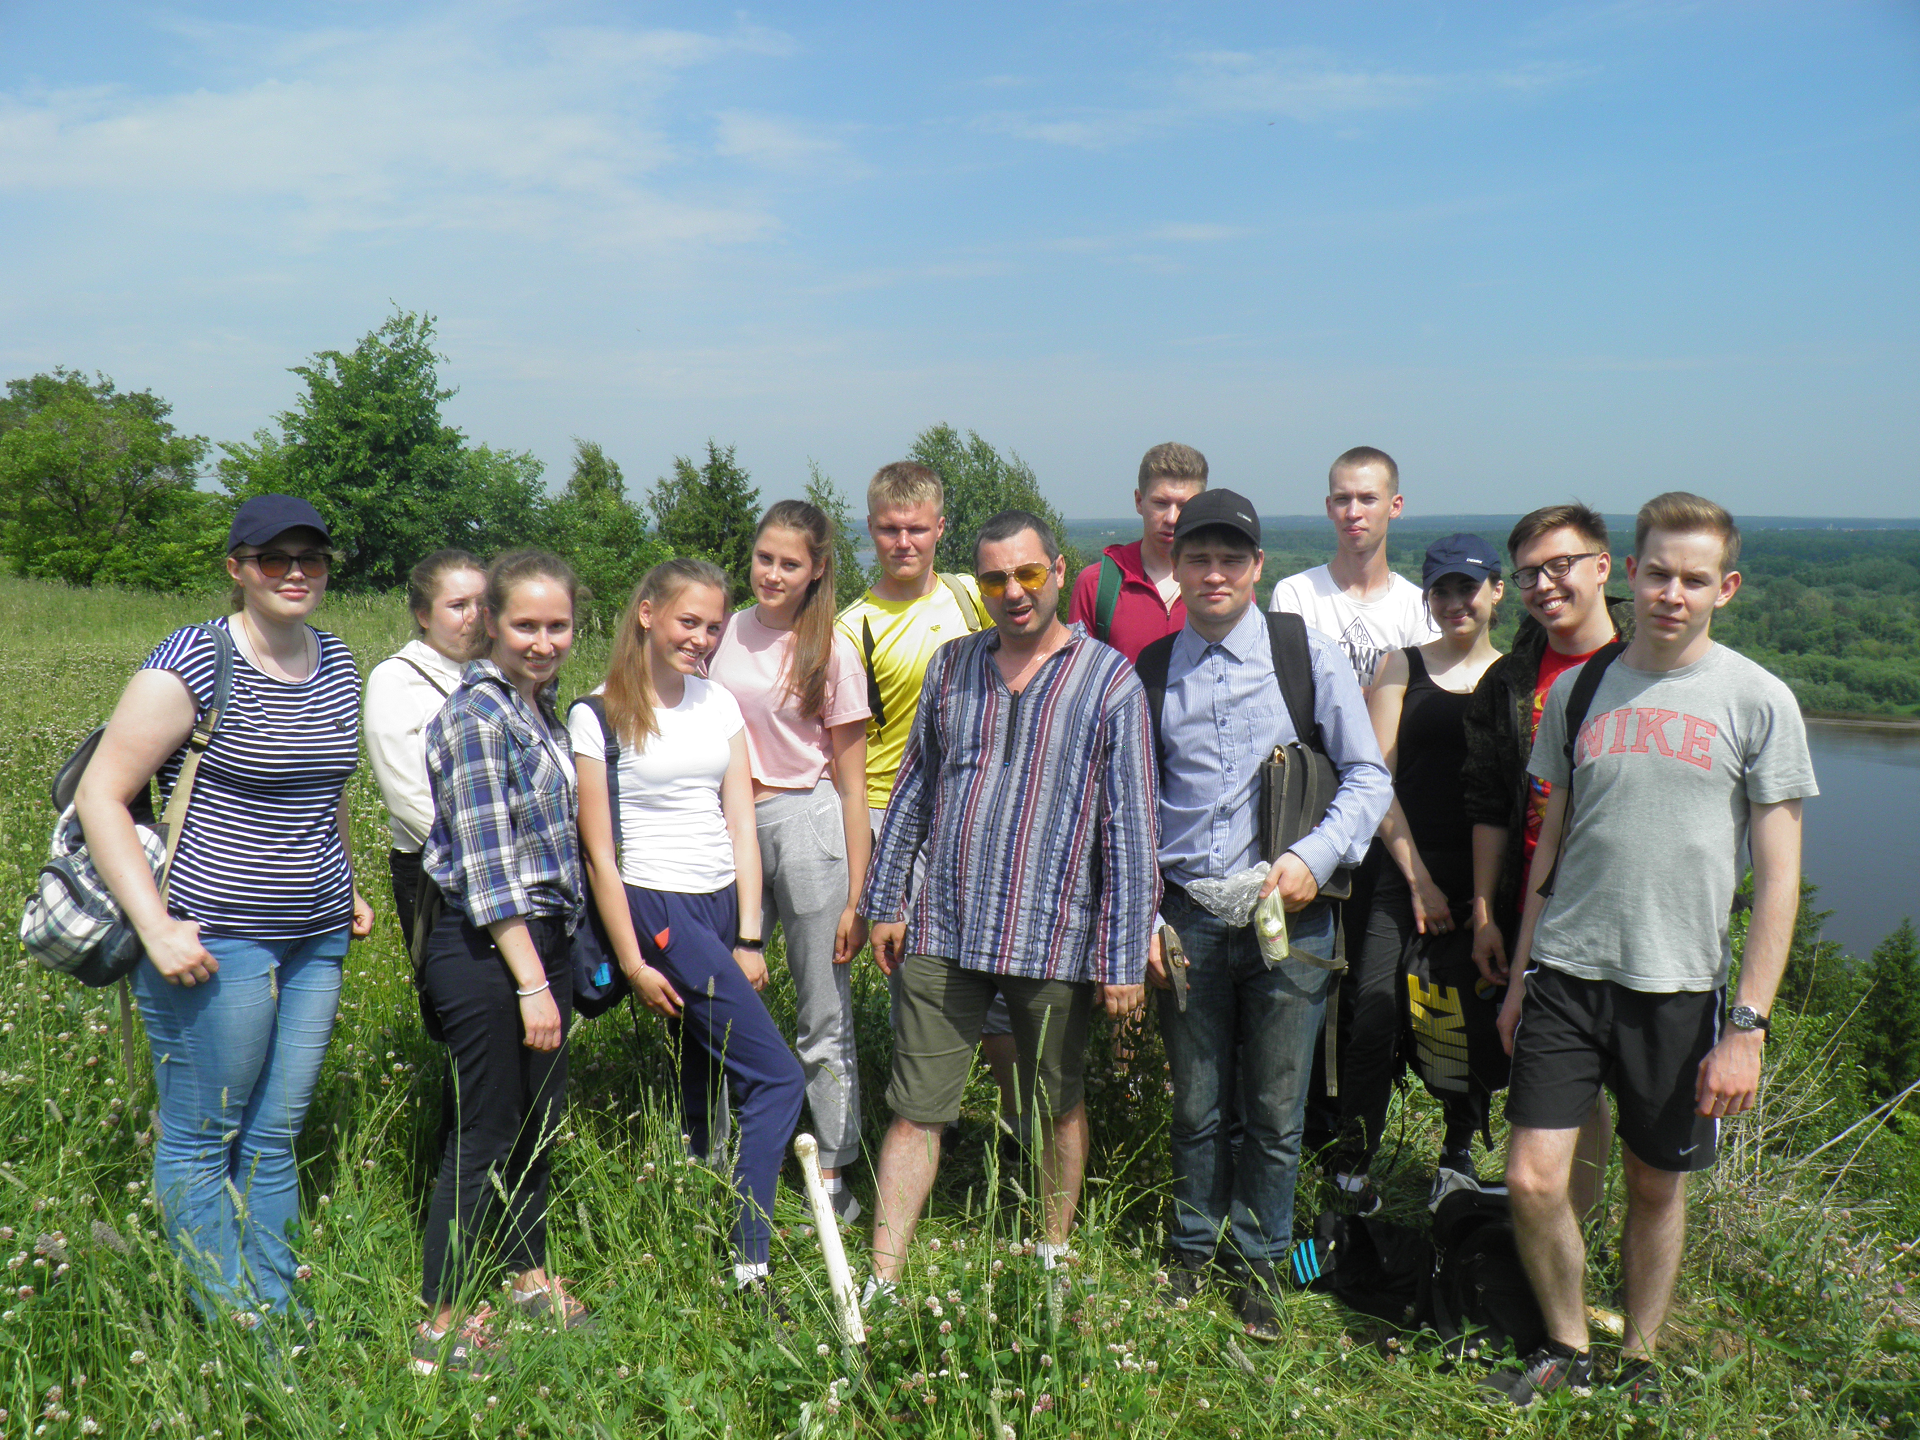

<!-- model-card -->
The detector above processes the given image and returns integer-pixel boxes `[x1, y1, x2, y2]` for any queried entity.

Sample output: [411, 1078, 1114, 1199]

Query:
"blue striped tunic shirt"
[142, 619, 361, 940]
[861, 623, 1159, 986]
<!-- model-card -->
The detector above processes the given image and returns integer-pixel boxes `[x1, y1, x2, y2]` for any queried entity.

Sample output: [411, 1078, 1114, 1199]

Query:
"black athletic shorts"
[1506, 964, 1722, 1173]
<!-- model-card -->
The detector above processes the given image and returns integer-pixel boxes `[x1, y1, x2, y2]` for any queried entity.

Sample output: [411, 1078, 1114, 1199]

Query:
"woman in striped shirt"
[414, 549, 589, 1376]
[74, 493, 373, 1326]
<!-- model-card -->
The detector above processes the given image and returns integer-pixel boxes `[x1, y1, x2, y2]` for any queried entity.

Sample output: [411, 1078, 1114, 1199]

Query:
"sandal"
[510, 1279, 597, 1333]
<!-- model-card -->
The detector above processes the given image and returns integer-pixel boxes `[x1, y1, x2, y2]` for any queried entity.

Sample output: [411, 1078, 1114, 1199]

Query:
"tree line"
[0, 308, 1077, 631]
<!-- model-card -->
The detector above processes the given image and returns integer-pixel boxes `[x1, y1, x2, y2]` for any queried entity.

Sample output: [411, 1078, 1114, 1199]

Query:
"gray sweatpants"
[759, 781, 862, 1169]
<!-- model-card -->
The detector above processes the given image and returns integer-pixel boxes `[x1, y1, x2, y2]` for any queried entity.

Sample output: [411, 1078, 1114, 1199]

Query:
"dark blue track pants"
[628, 885, 805, 1266]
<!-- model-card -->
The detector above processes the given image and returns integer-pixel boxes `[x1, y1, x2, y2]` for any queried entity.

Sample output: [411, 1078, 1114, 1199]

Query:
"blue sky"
[3, 1, 1917, 519]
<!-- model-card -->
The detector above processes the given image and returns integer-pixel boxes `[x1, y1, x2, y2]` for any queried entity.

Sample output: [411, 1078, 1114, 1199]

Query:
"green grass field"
[0, 575, 1912, 1438]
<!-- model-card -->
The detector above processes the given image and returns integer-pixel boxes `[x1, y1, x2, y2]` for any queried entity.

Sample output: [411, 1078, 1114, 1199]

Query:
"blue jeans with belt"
[1156, 887, 1333, 1266]
[134, 928, 347, 1317]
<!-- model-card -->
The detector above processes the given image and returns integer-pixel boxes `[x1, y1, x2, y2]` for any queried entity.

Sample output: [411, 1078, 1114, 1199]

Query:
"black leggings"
[418, 911, 573, 1307]
[389, 848, 422, 945]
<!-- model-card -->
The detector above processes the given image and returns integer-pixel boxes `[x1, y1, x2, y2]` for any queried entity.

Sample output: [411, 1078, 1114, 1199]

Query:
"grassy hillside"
[0, 575, 1913, 1437]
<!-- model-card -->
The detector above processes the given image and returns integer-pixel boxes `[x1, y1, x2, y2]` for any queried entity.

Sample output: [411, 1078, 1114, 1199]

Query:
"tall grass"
[0, 575, 1912, 1437]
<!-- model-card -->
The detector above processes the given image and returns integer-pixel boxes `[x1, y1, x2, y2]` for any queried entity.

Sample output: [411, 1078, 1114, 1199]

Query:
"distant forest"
[1065, 520, 1920, 721]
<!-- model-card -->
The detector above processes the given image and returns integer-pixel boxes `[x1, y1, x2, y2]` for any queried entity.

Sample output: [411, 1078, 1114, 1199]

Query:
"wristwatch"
[1728, 1004, 1770, 1035]
[735, 936, 765, 952]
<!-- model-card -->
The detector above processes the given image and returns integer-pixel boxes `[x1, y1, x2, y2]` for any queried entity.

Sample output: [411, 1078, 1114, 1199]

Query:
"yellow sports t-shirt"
[837, 574, 989, 809]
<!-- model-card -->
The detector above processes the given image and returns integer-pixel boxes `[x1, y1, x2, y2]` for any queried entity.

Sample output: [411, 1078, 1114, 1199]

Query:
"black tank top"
[1394, 647, 1473, 898]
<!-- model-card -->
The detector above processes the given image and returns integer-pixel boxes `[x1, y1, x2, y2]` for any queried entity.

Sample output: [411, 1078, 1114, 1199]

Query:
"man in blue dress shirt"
[1141, 488, 1392, 1341]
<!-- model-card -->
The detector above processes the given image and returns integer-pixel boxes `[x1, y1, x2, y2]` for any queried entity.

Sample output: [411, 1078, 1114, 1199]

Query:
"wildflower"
[15, 1286, 31, 1300]
[294, 1265, 312, 1281]
[129, 1353, 146, 1366]
[928, 1238, 942, 1251]
[616, 1366, 631, 1379]
[817, 1344, 830, 1357]
[1039, 1353, 1052, 1368]
[939, 1321, 952, 1335]
[1197, 1398, 1211, 1410]
[1032, 1394, 1054, 1414]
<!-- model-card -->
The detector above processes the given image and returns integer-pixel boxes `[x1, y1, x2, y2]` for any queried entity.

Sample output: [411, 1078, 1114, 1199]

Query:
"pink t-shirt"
[707, 606, 872, 790]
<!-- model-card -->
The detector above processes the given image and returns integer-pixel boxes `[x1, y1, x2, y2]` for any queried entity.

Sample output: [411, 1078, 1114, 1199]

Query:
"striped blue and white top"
[141, 618, 361, 940]
[861, 623, 1160, 987]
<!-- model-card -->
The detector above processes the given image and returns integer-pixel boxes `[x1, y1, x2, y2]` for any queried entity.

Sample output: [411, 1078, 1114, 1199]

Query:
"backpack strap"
[859, 616, 887, 733]
[1535, 640, 1626, 900]
[937, 572, 987, 632]
[396, 654, 454, 699]
[1092, 554, 1123, 645]
[569, 696, 623, 869]
[1264, 610, 1324, 754]
[1134, 632, 1176, 770]
[155, 622, 236, 896]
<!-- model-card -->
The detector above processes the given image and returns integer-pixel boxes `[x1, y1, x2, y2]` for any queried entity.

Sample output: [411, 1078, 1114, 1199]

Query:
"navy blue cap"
[228, 494, 331, 551]
[1422, 533, 1502, 590]
[1172, 488, 1261, 549]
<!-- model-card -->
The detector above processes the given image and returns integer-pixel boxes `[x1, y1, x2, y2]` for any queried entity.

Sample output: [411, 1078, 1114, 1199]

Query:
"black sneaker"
[1228, 1258, 1285, 1343]
[1610, 1358, 1669, 1407]
[1156, 1251, 1210, 1309]
[1480, 1342, 1595, 1408]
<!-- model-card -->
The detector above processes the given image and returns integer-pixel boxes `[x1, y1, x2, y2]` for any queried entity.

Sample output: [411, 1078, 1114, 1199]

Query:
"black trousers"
[389, 848, 422, 945]
[419, 910, 573, 1307]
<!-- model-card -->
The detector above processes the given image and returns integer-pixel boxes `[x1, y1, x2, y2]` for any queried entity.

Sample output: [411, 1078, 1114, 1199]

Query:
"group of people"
[70, 437, 1815, 1407]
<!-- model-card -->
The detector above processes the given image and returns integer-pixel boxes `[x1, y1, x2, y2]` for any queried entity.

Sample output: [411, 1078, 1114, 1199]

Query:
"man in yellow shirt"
[839, 461, 990, 816]
[838, 461, 1013, 1141]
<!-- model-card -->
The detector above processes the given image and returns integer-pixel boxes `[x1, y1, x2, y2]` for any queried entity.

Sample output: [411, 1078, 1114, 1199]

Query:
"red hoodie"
[1067, 540, 1186, 664]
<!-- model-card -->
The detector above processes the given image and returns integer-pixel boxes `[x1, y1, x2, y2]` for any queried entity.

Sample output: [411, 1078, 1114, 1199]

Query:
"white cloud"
[713, 111, 865, 178]
[0, 10, 796, 253]
[977, 45, 1589, 150]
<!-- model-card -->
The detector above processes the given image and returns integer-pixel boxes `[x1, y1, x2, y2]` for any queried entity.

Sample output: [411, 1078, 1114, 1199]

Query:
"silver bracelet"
[515, 980, 551, 998]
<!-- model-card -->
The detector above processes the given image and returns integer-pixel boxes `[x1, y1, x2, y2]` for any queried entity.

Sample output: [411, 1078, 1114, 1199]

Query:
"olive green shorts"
[885, 952, 1094, 1124]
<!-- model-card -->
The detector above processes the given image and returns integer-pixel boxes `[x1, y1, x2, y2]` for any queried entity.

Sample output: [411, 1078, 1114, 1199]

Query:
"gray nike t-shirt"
[1528, 643, 1818, 994]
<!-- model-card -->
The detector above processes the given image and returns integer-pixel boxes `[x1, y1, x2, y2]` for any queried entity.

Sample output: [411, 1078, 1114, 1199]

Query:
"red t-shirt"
[1067, 541, 1185, 664]
[1521, 642, 1607, 883]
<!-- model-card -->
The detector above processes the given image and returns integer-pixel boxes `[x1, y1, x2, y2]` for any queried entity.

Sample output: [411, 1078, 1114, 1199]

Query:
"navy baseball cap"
[228, 494, 331, 551]
[1172, 488, 1261, 550]
[1422, 533, 1502, 590]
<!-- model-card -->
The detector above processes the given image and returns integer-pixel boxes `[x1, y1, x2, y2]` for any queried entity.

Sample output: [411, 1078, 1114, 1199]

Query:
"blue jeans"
[1156, 889, 1333, 1265]
[134, 929, 346, 1316]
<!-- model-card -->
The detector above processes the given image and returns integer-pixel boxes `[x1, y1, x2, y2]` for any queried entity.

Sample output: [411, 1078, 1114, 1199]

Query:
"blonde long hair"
[603, 558, 729, 750]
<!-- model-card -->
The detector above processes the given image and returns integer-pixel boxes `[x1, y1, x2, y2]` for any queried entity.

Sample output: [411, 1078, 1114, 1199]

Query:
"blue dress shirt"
[1156, 603, 1391, 890]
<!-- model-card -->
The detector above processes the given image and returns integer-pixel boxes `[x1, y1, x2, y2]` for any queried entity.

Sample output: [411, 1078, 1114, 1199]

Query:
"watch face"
[1729, 1005, 1764, 1031]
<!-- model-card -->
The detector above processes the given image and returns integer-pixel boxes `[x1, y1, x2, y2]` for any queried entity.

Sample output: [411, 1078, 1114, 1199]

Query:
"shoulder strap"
[1402, 645, 1429, 686]
[1092, 555, 1124, 644]
[156, 622, 236, 897]
[1135, 633, 1175, 767]
[1264, 610, 1323, 754]
[937, 572, 986, 632]
[860, 616, 887, 731]
[396, 654, 453, 699]
[1536, 640, 1627, 899]
[570, 695, 622, 866]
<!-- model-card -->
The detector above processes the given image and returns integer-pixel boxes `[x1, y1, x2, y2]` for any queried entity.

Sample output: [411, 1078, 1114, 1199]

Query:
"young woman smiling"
[571, 558, 805, 1319]
[1331, 535, 1510, 1214]
[73, 493, 373, 1328]
[706, 501, 871, 1218]
[413, 549, 589, 1376]
[364, 549, 486, 941]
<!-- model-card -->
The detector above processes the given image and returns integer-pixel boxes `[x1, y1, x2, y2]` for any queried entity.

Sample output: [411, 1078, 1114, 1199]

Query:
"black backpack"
[566, 696, 631, 1019]
[1420, 1189, 1547, 1360]
[1296, 1209, 1431, 1329]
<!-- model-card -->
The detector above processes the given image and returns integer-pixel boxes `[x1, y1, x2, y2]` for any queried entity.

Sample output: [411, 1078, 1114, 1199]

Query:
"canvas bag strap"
[126, 620, 234, 1092]
[937, 572, 987, 632]
[396, 654, 453, 699]
[571, 696, 622, 869]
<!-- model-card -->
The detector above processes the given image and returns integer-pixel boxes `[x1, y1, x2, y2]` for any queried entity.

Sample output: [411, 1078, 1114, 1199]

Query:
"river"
[1802, 721, 1920, 960]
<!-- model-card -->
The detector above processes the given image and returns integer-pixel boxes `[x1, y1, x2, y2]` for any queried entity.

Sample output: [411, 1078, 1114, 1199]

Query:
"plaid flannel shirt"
[423, 660, 583, 930]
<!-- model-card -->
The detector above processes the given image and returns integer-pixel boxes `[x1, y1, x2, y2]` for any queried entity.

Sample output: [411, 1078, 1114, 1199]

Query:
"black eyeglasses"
[976, 563, 1052, 597]
[240, 550, 336, 580]
[1511, 553, 1598, 591]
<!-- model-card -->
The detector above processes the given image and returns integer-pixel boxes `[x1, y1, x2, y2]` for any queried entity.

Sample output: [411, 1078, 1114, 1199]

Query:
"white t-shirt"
[1267, 565, 1437, 688]
[567, 677, 745, 894]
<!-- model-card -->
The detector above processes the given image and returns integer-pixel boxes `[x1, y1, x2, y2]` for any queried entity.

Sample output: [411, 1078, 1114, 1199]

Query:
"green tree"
[908, 422, 1083, 610]
[218, 310, 547, 591]
[547, 438, 671, 635]
[806, 460, 870, 609]
[1860, 919, 1920, 1104]
[0, 369, 214, 588]
[646, 440, 760, 602]
[1770, 877, 1863, 1019]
